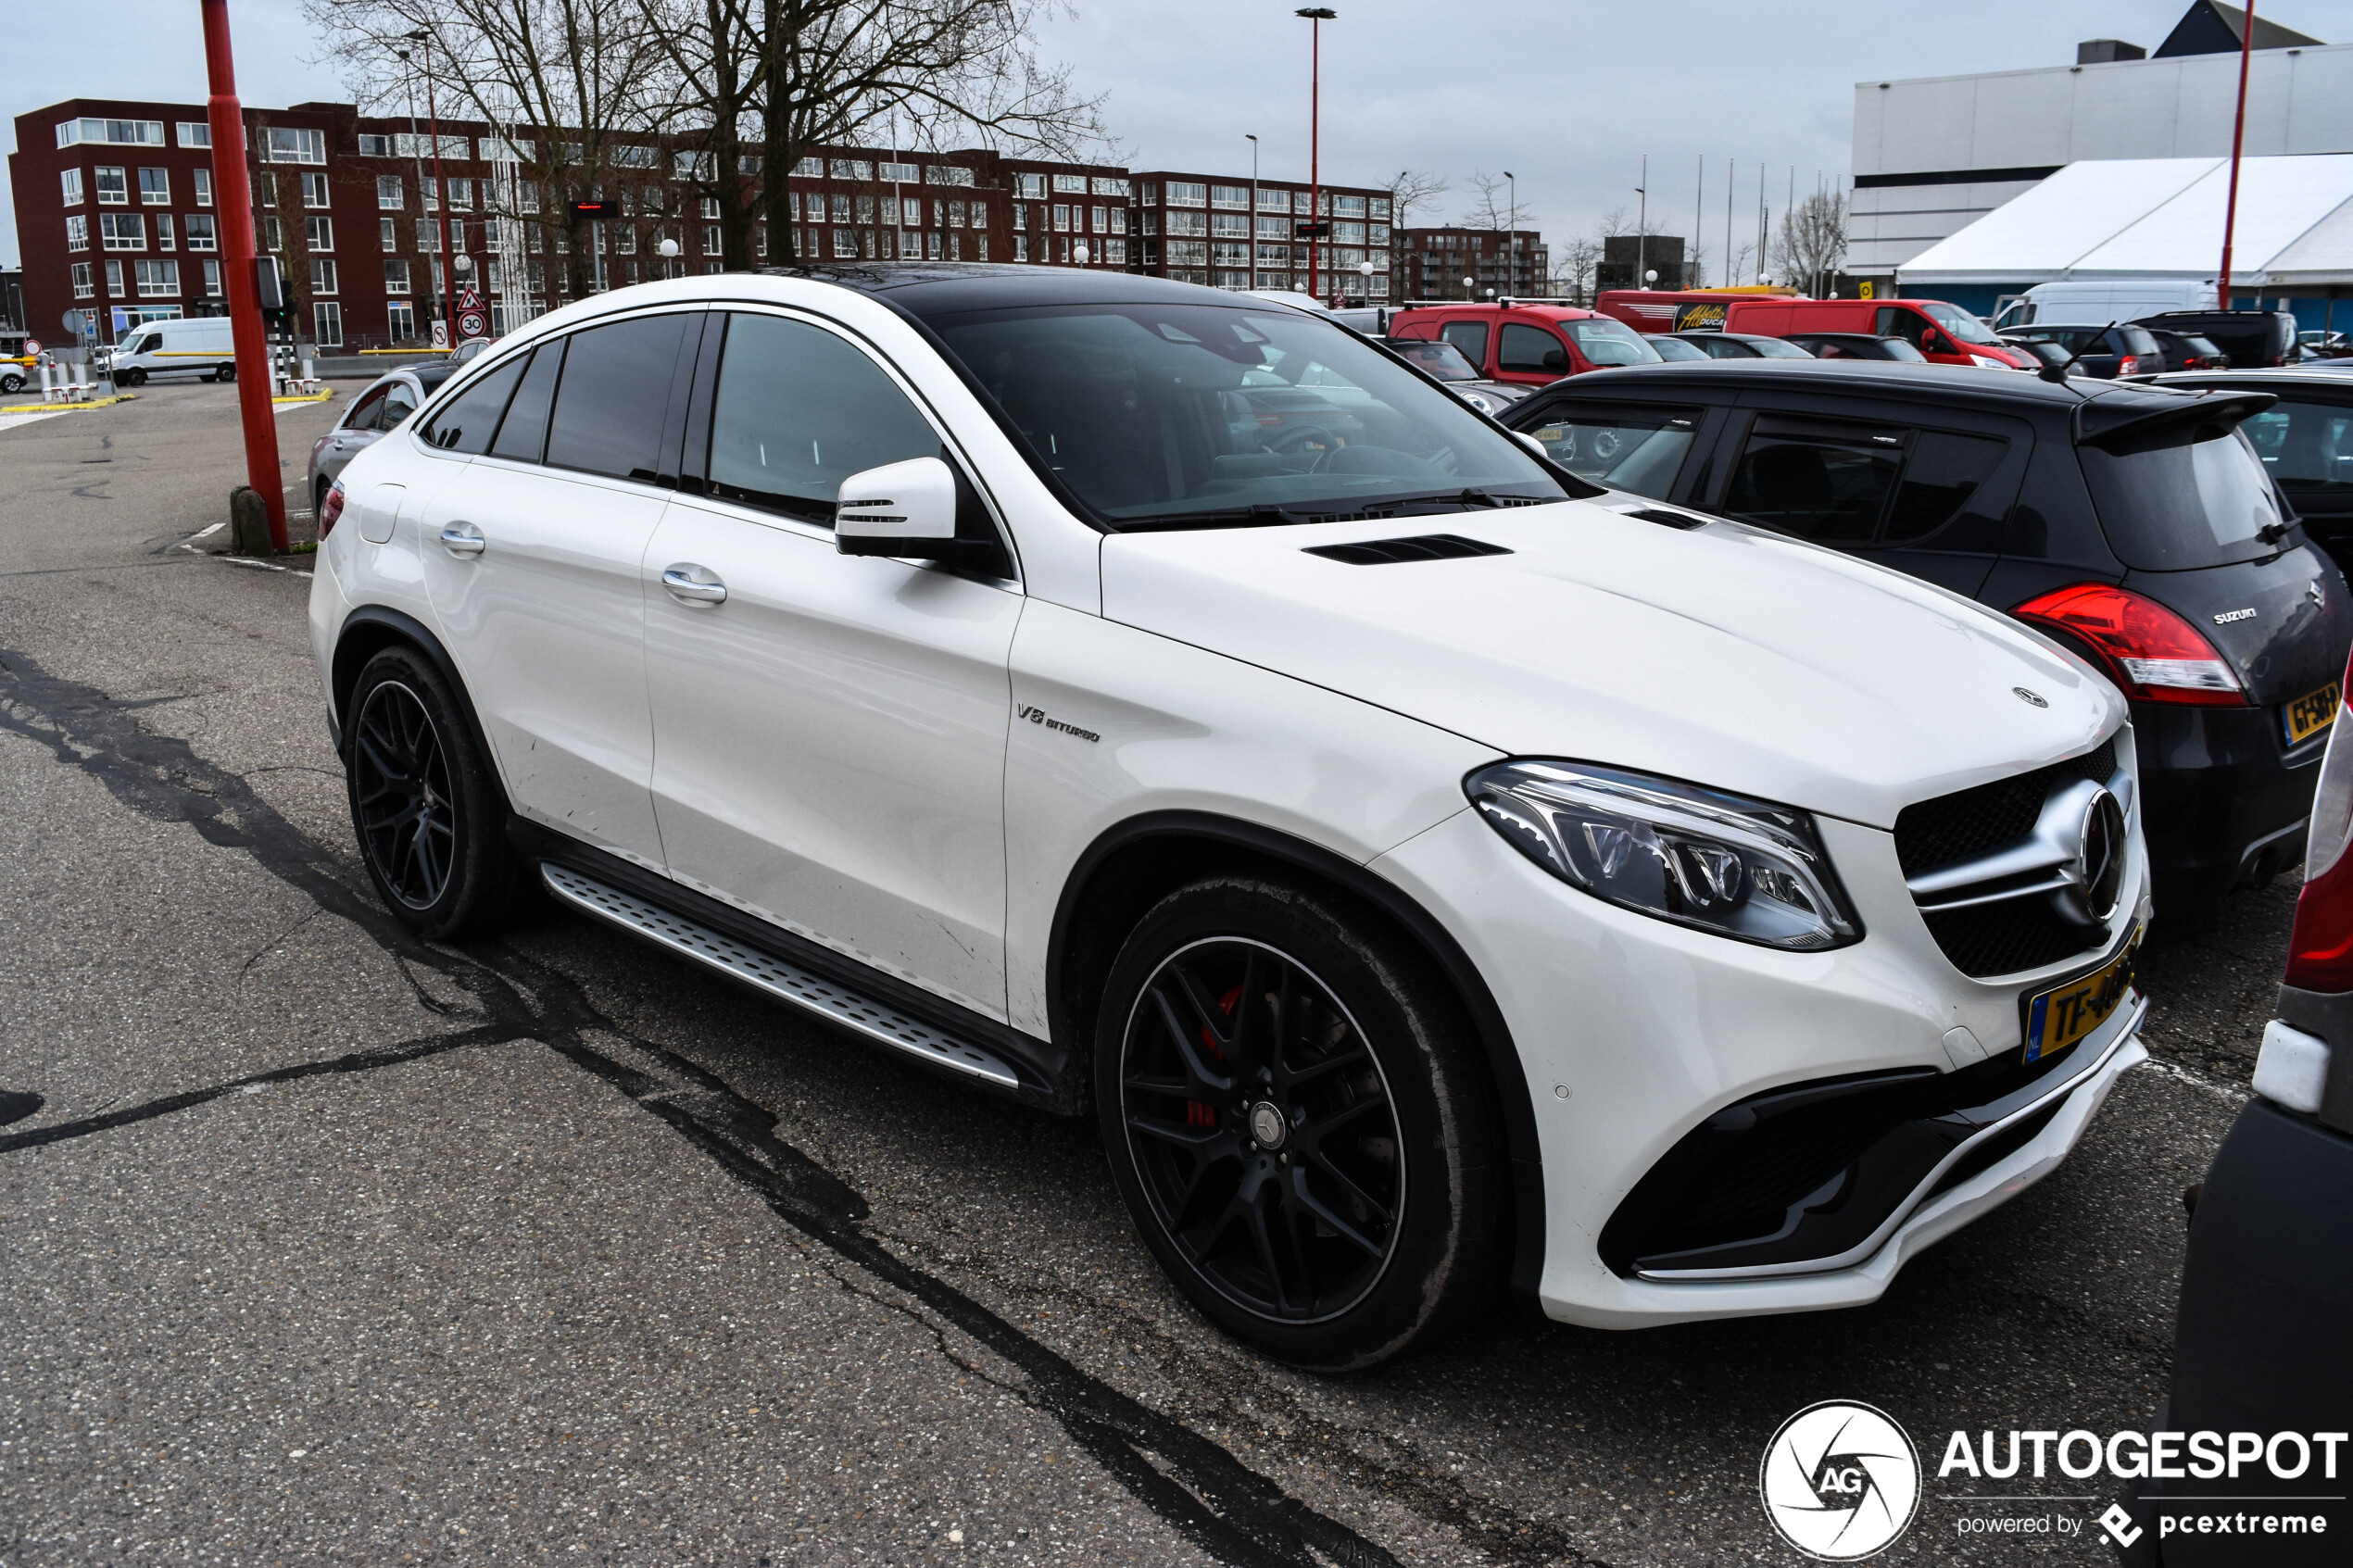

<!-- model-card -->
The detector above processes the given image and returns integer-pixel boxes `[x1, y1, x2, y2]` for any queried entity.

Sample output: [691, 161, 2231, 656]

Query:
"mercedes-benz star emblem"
[2013, 687, 2048, 708]
[2075, 787, 2126, 922]
[1758, 1400, 1921, 1560]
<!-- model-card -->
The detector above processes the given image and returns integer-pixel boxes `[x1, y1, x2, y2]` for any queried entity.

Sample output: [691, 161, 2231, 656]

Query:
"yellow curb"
[358, 346, 451, 356]
[271, 390, 334, 406]
[0, 393, 139, 415]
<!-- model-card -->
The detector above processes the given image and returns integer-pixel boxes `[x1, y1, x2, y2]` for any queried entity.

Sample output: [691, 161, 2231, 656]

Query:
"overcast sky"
[4, 1, 2327, 273]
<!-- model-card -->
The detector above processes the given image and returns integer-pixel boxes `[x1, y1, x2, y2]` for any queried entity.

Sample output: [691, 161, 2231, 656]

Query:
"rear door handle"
[661, 565, 727, 605]
[439, 522, 485, 557]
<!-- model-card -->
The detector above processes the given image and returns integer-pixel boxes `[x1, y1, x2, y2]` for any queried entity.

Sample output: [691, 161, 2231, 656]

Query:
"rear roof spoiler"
[2074, 390, 2276, 454]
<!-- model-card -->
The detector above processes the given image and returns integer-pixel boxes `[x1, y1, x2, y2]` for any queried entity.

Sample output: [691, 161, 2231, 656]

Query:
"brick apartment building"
[1398, 228, 1549, 302]
[11, 96, 1427, 348]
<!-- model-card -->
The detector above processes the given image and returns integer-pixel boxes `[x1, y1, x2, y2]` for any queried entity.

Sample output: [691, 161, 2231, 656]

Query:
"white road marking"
[2133, 1055, 2251, 1105]
[191, 521, 226, 540]
[0, 410, 70, 433]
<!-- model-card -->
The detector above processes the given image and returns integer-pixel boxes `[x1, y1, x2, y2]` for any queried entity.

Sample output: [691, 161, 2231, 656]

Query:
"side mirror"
[836, 457, 971, 560]
[1541, 347, 1569, 372]
[1922, 330, 1950, 354]
[1514, 431, 1550, 459]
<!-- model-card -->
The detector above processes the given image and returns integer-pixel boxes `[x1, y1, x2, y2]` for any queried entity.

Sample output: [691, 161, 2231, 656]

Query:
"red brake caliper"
[1186, 984, 1247, 1128]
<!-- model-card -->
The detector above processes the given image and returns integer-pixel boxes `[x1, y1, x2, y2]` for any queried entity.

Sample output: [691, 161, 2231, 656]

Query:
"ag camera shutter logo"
[1760, 1401, 1922, 1560]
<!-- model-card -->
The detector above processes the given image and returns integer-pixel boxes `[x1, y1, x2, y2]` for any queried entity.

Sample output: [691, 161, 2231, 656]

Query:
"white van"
[1992, 280, 2218, 332]
[108, 317, 238, 386]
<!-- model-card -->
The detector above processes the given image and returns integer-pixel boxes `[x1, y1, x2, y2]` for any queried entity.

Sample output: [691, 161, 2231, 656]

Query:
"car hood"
[1100, 499, 2125, 829]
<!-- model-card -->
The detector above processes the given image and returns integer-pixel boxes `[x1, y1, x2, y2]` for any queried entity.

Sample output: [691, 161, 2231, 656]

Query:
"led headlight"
[1466, 760, 1861, 950]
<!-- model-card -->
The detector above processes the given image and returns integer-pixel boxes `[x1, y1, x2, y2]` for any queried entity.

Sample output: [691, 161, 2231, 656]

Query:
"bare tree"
[1461, 169, 1529, 232]
[1389, 168, 1447, 231]
[1771, 189, 1847, 298]
[1552, 233, 1600, 304]
[308, 0, 670, 301]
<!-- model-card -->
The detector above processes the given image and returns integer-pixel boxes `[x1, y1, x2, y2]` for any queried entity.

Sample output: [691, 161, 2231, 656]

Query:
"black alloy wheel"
[1120, 936, 1403, 1323]
[342, 645, 529, 938]
[351, 679, 457, 909]
[1097, 876, 1504, 1370]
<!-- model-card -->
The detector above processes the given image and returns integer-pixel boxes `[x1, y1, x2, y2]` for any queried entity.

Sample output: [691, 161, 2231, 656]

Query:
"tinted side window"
[489, 343, 562, 463]
[418, 355, 529, 454]
[1726, 424, 1904, 544]
[1883, 432, 2010, 543]
[1526, 406, 1700, 498]
[2244, 401, 2353, 496]
[343, 383, 389, 430]
[380, 383, 419, 429]
[1874, 307, 1927, 346]
[1441, 320, 1490, 367]
[544, 314, 693, 481]
[1497, 323, 1565, 374]
[706, 313, 942, 524]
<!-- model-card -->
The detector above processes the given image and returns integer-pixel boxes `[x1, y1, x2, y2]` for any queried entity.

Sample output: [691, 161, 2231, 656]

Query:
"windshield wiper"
[1109, 502, 1326, 533]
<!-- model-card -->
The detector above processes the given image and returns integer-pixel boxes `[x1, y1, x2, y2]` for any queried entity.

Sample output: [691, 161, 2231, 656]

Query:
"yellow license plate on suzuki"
[2284, 681, 2341, 746]
[2021, 927, 2141, 1063]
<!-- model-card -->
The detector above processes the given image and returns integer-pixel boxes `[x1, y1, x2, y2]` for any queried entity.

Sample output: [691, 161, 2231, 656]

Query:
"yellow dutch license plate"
[2021, 927, 2142, 1064]
[2284, 681, 2342, 746]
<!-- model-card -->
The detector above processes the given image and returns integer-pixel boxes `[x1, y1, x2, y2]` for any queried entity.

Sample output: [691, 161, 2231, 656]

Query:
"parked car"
[1723, 296, 2040, 370]
[1998, 323, 2162, 380]
[1783, 332, 1929, 362]
[1502, 358, 2352, 910]
[312, 267, 2152, 1369]
[1666, 331, 1816, 360]
[2296, 329, 2348, 357]
[1377, 335, 1534, 414]
[2134, 309, 2300, 369]
[449, 335, 498, 365]
[2005, 337, 2078, 373]
[1647, 333, 1713, 361]
[1387, 301, 1661, 385]
[0, 354, 32, 395]
[305, 361, 465, 517]
[1992, 279, 2218, 332]
[2115, 669, 2353, 1565]
[1592, 287, 1800, 335]
[2145, 329, 2227, 373]
[2155, 368, 2353, 578]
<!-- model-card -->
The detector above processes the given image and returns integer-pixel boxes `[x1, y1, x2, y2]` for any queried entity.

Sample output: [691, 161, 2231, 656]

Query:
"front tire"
[1096, 875, 1504, 1370]
[120, 367, 147, 388]
[216, 362, 236, 383]
[0, 371, 22, 395]
[343, 646, 526, 939]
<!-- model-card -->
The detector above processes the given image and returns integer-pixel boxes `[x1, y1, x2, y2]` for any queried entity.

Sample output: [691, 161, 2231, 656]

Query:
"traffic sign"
[23, 339, 39, 356]
[455, 284, 489, 340]
[431, 321, 449, 349]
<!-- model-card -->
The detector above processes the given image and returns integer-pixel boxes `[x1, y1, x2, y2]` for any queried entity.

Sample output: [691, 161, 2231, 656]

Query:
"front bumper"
[1370, 797, 2148, 1329]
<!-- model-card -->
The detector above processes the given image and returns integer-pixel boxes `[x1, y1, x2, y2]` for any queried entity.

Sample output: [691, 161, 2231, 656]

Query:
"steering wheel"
[1266, 423, 1338, 470]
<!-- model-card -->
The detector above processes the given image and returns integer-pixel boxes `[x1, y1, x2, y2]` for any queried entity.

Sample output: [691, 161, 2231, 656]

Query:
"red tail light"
[2010, 583, 2247, 706]
[2115, 354, 2140, 376]
[2288, 651, 2353, 990]
[318, 482, 346, 539]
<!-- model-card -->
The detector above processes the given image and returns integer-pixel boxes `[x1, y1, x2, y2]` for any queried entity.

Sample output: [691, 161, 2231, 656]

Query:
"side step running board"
[540, 863, 1022, 1090]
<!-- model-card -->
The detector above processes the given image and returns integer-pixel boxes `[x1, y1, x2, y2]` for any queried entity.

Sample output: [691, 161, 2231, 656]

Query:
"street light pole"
[1246, 132, 1258, 290]
[199, 0, 286, 551]
[1504, 169, 1516, 294]
[1295, 7, 1334, 305]
[1634, 154, 1646, 292]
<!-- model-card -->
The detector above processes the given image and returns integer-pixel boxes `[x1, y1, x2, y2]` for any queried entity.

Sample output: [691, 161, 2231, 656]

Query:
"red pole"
[2219, 0, 2256, 305]
[200, 0, 287, 552]
[1308, 18, 1321, 304]
[424, 37, 458, 344]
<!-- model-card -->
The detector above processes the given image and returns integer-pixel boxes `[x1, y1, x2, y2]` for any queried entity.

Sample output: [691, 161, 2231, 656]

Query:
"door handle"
[661, 565, 728, 605]
[439, 522, 485, 557]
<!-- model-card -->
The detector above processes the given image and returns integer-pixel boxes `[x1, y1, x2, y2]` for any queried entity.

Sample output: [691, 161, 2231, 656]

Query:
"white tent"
[1896, 155, 2353, 290]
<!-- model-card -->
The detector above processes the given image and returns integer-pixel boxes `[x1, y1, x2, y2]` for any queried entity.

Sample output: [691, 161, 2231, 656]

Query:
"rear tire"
[0, 372, 22, 395]
[343, 646, 528, 940]
[1095, 875, 1504, 1371]
[216, 362, 235, 383]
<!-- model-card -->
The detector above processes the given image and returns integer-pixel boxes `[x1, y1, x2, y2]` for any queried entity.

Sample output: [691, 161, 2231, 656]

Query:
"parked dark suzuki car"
[2134, 309, 2299, 370]
[1504, 360, 2352, 910]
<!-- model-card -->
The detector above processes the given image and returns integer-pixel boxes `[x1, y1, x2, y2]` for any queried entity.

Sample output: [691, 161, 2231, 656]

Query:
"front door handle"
[439, 522, 485, 557]
[661, 565, 728, 605]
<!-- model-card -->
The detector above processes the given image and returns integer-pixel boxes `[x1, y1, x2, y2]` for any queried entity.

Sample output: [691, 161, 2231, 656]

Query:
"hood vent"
[1617, 506, 1710, 531]
[1303, 533, 1514, 566]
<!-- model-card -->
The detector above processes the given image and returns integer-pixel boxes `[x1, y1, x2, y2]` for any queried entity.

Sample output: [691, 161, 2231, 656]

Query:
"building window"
[617, 224, 636, 254]
[1141, 212, 1158, 236]
[925, 231, 942, 260]
[106, 259, 125, 295]
[829, 194, 849, 223]
[311, 258, 338, 295]
[60, 169, 84, 206]
[521, 182, 541, 214]
[293, 171, 326, 209]
[833, 227, 856, 258]
[854, 194, 875, 223]
[1013, 234, 1029, 261]
[1167, 182, 1207, 208]
[1211, 212, 1247, 239]
[176, 120, 211, 148]
[1052, 173, 1087, 194]
[880, 160, 918, 183]
[1166, 240, 1208, 266]
[384, 258, 411, 295]
[95, 167, 128, 205]
[925, 164, 975, 187]
[1104, 237, 1126, 265]
[194, 169, 212, 207]
[386, 300, 416, 340]
[71, 263, 94, 298]
[57, 118, 164, 148]
[417, 220, 441, 252]
[157, 215, 175, 250]
[1165, 211, 1206, 238]
[202, 258, 223, 296]
[706, 225, 724, 256]
[185, 214, 216, 252]
[793, 155, 824, 177]
[975, 234, 988, 261]
[357, 133, 391, 157]
[100, 213, 146, 250]
[1370, 197, 1391, 220]
[263, 217, 283, 252]
[1211, 184, 1248, 210]
[314, 301, 343, 347]
[66, 214, 89, 252]
[139, 168, 170, 205]
[379, 216, 396, 252]
[755, 224, 767, 257]
[307, 216, 334, 251]
[1013, 173, 1044, 200]
[133, 259, 180, 297]
[266, 126, 327, 165]
[1090, 206, 1107, 233]
[1051, 204, 1070, 232]
[1335, 194, 1367, 219]
[422, 178, 437, 212]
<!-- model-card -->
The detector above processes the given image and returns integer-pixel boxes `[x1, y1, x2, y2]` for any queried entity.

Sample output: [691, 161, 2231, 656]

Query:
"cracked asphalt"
[0, 384, 2297, 1564]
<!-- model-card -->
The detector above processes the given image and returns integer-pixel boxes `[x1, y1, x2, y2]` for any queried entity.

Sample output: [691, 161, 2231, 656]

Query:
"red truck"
[1721, 296, 2038, 370]
[1592, 287, 1797, 335]
[1385, 302, 1662, 385]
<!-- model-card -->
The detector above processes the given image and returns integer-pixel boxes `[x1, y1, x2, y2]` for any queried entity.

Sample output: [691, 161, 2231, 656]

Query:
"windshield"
[1561, 317, 1662, 368]
[1920, 301, 2003, 346]
[1650, 335, 1711, 361]
[1749, 337, 1813, 358]
[2082, 428, 2286, 570]
[931, 303, 1576, 528]
[1385, 338, 1479, 382]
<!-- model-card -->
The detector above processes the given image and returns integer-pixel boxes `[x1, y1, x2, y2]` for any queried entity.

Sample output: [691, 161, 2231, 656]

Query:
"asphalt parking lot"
[0, 383, 2293, 1565]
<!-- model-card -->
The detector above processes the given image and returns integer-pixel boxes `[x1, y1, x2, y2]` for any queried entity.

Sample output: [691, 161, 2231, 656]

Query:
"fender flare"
[330, 605, 504, 804]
